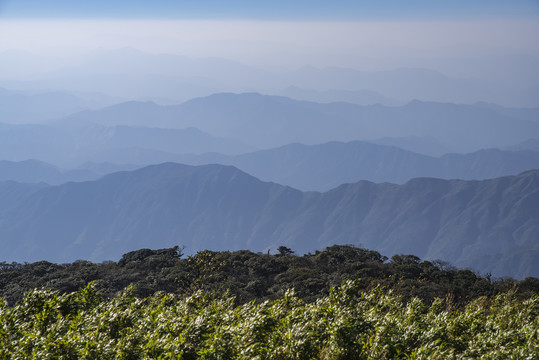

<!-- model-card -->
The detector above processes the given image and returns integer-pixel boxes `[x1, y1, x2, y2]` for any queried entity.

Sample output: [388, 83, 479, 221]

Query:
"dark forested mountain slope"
[0, 164, 302, 263]
[0, 163, 538, 278]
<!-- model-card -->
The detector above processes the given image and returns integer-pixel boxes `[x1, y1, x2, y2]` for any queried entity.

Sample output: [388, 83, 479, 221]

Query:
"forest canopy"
[1, 245, 538, 306]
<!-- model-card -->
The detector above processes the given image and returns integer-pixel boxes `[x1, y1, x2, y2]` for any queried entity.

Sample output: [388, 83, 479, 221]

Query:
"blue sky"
[1, 0, 538, 20]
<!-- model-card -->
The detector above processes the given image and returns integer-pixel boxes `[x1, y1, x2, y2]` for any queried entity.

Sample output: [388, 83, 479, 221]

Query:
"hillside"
[1, 163, 538, 278]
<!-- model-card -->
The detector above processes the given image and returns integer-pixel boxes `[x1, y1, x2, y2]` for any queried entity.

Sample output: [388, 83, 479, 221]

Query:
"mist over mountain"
[0, 160, 142, 185]
[173, 142, 539, 191]
[366, 136, 451, 157]
[2, 48, 538, 107]
[69, 125, 252, 159]
[0, 163, 537, 279]
[276, 86, 400, 106]
[0, 86, 123, 124]
[55, 101, 173, 127]
[72, 47, 279, 92]
[285, 66, 500, 105]
[0, 88, 89, 123]
[0, 120, 252, 166]
[471, 102, 539, 123]
[0, 181, 47, 216]
[56, 93, 539, 153]
[2, 140, 539, 192]
[2, 91, 537, 190]
[0, 50, 63, 81]
[0, 38, 537, 286]
[0, 160, 100, 185]
[0, 49, 272, 102]
[505, 139, 539, 152]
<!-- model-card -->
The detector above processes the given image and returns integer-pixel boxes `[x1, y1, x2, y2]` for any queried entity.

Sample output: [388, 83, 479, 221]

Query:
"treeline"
[1, 245, 538, 306]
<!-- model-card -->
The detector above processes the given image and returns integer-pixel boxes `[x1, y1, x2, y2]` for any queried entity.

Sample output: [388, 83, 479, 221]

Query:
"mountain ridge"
[174, 141, 539, 191]
[55, 93, 539, 152]
[2, 139, 539, 190]
[1, 163, 537, 279]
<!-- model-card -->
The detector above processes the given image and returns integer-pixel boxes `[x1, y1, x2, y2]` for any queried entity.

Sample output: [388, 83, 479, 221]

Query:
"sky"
[0, 1, 538, 74]
[1, 0, 538, 20]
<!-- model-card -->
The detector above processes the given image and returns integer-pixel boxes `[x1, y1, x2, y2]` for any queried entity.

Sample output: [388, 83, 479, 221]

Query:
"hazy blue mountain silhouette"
[0, 87, 125, 123]
[284, 66, 539, 107]
[0, 120, 251, 166]
[505, 139, 539, 152]
[1, 163, 538, 279]
[0, 160, 143, 185]
[276, 86, 399, 106]
[174, 142, 539, 191]
[3, 140, 539, 190]
[3, 48, 538, 107]
[58, 93, 539, 152]
[4, 48, 273, 101]
[0, 88, 88, 123]
[0, 181, 47, 216]
[0, 160, 101, 185]
[71, 47, 279, 91]
[366, 136, 451, 157]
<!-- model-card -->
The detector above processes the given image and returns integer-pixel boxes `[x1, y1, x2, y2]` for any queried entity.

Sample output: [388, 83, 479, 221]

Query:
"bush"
[0, 281, 538, 359]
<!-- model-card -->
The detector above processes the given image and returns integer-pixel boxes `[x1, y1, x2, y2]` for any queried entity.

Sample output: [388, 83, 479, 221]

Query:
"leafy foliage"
[1, 245, 538, 307]
[0, 281, 538, 359]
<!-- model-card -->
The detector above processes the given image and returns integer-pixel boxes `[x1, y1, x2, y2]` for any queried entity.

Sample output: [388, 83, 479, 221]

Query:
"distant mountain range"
[173, 142, 539, 191]
[1, 163, 538, 279]
[0, 160, 96, 185]
[0, 121, 252, 166]
[2, 93, 538, 166]
[275, 86, 400, 106]
[2, 140, 539, 191]
[284, 66, 499, 105]
[2, 48, 538, 284]
[0, 88, 87, 123]
[57, 93, 539, 153]
[505, 139, 539, 152]
[366, 136, 452, 157]
[0, 160, 141, 185]
[0, 87, 122, 123]
[3, 48, 538, 107]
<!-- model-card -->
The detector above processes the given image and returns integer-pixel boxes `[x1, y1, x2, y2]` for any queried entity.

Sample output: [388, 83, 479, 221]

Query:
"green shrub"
[0, 281, 537, 359]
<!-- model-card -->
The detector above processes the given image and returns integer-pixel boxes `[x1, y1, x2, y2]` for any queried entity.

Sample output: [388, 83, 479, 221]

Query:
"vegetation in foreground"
[1, 246, 539, 358]
[1, 280, 538, 359]
[1, 245, 539, 306]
